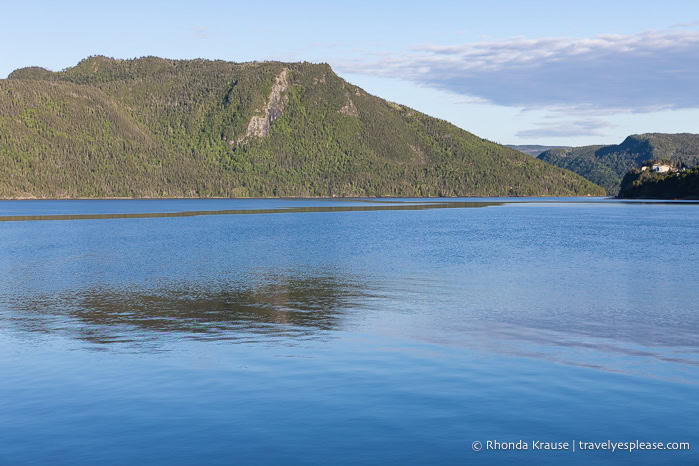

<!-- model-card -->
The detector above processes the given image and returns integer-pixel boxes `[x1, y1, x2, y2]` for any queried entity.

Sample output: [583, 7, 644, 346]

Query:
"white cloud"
[516, 119, 614, 139]
[338, 28, 699, 112]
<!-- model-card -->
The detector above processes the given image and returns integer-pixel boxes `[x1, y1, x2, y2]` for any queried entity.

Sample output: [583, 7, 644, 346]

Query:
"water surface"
[1, 198, 697, 464]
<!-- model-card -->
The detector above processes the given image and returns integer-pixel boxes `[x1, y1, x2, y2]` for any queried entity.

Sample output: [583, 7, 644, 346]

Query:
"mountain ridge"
[506, 145, 571, 157]
[0, 55, 604, 199]
[537, 133, 699, 195]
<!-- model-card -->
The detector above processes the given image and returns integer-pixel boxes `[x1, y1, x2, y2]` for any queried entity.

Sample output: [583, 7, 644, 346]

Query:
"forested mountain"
[619, 166, 699, 199]
[0, 56, 603, 198]
[537, 134, 699, 195]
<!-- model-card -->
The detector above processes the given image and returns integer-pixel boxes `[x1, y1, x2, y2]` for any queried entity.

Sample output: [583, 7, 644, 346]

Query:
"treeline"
[1, 56, 604, 198]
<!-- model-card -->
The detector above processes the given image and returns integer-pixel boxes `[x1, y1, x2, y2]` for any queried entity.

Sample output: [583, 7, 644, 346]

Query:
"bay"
[1, 198, 697, 465]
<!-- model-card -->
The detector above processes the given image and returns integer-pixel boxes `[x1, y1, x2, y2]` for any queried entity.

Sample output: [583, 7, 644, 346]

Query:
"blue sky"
[2, 0, 698, 145]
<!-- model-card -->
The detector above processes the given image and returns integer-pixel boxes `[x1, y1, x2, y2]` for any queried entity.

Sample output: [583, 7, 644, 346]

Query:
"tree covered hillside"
[618, 166, 699, 199]
[1, 56, 604, 198]
[538, 134, 699, 195]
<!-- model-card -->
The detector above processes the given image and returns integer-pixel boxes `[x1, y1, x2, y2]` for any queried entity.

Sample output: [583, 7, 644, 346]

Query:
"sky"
[2, 0, 698, 146]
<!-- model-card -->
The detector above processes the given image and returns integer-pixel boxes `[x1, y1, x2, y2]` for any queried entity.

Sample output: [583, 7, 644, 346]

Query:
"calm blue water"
[1, 198, 697, 465]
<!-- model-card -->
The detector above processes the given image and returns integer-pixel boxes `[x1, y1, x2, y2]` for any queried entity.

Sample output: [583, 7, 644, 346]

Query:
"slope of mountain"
[619, 166, 699, 199]
[537, 134, 699, 195]
[0, 56, 604, 198]
[506, 145, 570, 157]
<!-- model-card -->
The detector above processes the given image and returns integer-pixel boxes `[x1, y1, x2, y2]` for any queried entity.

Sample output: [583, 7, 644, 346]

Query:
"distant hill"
[537, 134, 699, 195]
[619, 166, 699, 199]
[506, 145, 570, 157]
[0, 56, 603, 199]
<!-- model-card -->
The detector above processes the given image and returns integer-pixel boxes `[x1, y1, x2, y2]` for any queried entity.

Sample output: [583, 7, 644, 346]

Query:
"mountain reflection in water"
[4, 275, 364, 345]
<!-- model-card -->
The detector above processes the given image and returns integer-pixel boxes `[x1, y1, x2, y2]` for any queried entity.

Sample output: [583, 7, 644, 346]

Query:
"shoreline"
[0, 194, 608, 201]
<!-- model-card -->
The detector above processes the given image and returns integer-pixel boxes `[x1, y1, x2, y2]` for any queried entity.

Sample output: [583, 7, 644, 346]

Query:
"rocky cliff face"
[239, 68, 289, 142]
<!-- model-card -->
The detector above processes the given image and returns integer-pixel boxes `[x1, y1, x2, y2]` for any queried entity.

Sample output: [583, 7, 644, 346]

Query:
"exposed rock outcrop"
[238, 68, 289, 142]
[339, 96, 358, 117]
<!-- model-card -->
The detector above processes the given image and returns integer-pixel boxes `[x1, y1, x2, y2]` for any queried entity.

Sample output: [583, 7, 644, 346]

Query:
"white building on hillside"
[651, 164, 672, 173]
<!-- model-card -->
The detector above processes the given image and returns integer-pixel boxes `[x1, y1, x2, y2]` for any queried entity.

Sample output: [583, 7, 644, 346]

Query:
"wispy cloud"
[516, 119, 614, 139]
[670, 21, 699, 29]
[338, 28, 699, 112]
[190, 27, 209, 39]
